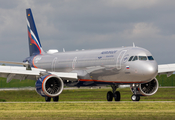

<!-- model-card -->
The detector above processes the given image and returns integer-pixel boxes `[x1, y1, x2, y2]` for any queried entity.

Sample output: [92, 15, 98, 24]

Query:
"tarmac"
[0, 86, 175, 91]
[0, 101, 174, 103]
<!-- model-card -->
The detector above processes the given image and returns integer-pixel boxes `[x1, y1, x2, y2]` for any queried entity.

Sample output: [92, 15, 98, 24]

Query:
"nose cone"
[142, 61, 158, 81]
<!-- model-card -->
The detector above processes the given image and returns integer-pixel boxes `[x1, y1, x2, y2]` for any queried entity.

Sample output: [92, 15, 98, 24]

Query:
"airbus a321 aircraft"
[0, 8, 175, 102]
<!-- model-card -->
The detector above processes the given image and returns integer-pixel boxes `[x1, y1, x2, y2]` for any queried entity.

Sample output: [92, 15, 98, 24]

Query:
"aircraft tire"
[131, 94, 140, 101]
[114, 91, 121, 101]
[107, 91, 113, 101]
[45, 96, 51, 102]
[53, 96, 59, 102]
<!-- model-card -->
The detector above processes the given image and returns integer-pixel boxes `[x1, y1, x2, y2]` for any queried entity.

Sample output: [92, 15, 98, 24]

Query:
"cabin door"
[51, 57, 57, 71]
[116, 50, 127, 70]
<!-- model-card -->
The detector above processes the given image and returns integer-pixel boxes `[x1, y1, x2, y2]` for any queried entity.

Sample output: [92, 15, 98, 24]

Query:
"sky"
[0, 0, 175, 64]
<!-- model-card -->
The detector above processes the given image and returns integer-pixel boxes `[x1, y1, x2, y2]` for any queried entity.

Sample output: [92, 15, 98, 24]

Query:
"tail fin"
[26, 8, 44, 56]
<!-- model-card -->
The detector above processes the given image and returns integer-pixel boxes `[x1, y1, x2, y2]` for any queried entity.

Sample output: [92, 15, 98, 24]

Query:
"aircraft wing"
[0, 65, 78, 83]
[158, 64, 175, 77]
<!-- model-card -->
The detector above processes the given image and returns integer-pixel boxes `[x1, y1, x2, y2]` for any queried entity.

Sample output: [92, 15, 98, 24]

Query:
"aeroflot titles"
[101, 50, 117, 54]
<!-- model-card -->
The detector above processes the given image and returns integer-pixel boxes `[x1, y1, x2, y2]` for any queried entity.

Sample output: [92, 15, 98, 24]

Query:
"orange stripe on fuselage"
[79, 79, 145, 84]
[32, 55, 38, 68]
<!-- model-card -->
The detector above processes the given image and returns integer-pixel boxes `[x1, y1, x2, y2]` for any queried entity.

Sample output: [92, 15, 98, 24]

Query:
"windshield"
[132, 56, 138, 61]
[128, 56, 134, 61]
[128, 56, 154, 61]
[148, 56, 154, 60]
[139, 56, 147, 60]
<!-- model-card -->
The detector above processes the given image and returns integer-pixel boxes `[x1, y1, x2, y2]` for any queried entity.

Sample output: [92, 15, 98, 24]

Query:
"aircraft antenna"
[63, 48, 65, 52]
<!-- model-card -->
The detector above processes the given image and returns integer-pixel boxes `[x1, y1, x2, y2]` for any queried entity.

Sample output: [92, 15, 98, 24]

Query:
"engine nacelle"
[130, 78, 159, 96]
[35, 74, 64, 97]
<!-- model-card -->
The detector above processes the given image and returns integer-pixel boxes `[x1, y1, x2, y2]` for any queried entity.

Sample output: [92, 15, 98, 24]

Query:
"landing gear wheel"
[53, 96, 59, 102]
[107, 91, 113, 101]
[131, 94, 140, 101]
[114, 91, 121, 101]
[45, 96, 51, 102]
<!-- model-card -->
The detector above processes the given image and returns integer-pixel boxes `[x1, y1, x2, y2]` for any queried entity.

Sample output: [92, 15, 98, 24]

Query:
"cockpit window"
[128, 55, 154, 61]
[139, 56, 147, 60]
[128, 56, 134, 61]
[148, 56, 154, 60]
[132, 56, 138, 61]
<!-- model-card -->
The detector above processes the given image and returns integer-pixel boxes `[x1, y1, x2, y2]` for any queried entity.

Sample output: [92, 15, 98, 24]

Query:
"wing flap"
[0, 66, 78, 83]
[0, 66, 45, 83]
[50, 72, 78, 80]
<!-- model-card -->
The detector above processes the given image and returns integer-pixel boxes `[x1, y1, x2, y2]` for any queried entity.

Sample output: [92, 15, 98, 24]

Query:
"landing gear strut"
[45, 96, 51, 102]
[107, 85, 120, 101]
[45, 96, 59, 102]
[53, 96, 59, 102]
[131, 84, 141, 101]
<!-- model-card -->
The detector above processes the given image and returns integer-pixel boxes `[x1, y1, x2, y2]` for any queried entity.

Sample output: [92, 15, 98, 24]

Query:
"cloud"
[119, 22, 161, 40]
[104, 0, 159, 9]
[0, 0, 174, 64]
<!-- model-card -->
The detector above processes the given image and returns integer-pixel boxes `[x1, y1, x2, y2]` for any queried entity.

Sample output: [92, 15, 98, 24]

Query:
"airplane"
[0, 8, 175, 102]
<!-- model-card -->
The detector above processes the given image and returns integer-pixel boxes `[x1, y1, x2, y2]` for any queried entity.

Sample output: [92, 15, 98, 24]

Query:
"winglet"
[133, 43, 135, 47]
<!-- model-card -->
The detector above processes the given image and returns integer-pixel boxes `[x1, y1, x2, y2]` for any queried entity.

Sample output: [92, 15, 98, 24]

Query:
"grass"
[0, 77, 35, 88]
[0, 88, 175, 119]
[157, 75, 175, 86]
[0, 88, 175, 102]
[0, 102, 175, 120]
[0, 69, 175, 119]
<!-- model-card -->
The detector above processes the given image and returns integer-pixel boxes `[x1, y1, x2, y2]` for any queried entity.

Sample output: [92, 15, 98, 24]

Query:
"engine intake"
[131, 78, 159, 96]
[35, 74, 64, 97]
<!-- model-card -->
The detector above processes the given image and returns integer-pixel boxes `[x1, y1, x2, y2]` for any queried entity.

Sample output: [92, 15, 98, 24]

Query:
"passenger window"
[128, 56, 134, 61]
[148, 56, 154, 60]
[139, 56, 147, 60]
[132, 56, 138, 61]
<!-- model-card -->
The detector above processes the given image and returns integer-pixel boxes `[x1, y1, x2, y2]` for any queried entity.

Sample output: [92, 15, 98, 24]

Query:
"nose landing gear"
[131, 84, 141, 101]
[131, 94, 140, 101]
[107, 85, 121, 101]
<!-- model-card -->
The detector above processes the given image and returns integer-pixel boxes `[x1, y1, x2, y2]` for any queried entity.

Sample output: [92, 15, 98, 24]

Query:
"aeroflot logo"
[101, 50, 117, 54]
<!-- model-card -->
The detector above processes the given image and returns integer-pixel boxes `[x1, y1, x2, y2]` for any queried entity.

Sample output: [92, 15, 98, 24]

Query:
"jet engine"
[35, 74, 64, 97]
[130, 78, 159, 96]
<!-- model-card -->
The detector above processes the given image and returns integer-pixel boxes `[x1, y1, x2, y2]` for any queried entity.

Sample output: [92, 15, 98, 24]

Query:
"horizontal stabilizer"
[0, 61, 31, 70]
[0, 61, 26, 65]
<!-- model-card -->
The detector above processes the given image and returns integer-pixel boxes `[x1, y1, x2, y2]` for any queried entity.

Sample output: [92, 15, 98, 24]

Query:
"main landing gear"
[45, 96, 59, 102]
[107, 85, 121, 101]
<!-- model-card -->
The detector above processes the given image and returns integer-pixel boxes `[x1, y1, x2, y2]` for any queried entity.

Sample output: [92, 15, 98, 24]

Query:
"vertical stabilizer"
[26, 8, 44, 56]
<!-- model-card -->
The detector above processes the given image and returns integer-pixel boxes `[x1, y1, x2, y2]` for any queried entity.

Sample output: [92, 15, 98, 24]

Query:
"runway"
[0, 86, 175, 91]
[0, 101, 174, 103]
